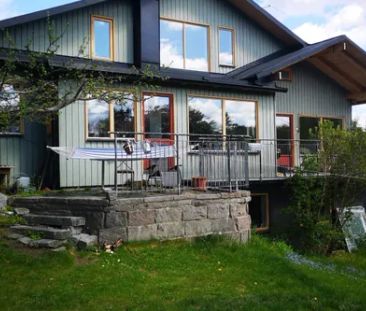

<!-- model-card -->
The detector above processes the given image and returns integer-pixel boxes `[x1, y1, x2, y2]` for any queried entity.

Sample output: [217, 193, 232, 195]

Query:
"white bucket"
[17, 176, 30, 189]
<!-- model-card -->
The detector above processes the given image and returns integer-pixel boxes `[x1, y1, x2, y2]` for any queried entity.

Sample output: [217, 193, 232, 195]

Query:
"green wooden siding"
[160, 0, 284, 73]
[0, 122, 46, 184]
[0, 0, 134, 64]
[276, 62, 352, 139]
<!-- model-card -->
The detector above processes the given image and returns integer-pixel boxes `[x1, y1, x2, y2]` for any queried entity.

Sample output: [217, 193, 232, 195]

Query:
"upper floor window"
[188, 97, 257, 139]
[160, 19, 209, 71]
[91, 16, 114, 60]
[0, 85, 21, 135]
[219, 28, 234, 67]
[87, 95, 134, 139]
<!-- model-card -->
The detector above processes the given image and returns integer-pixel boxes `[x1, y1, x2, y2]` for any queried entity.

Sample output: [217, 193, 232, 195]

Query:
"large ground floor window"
[143, 93, 174, 140]
[299, 116, 343, 154]
[0, 85, 22, 135]
[86, 95, 135, 139]
[188, 96, 257, 139]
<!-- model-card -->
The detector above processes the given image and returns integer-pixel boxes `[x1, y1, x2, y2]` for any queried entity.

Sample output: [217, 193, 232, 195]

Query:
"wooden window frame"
[276, 113, 295, 167]
[85, 97, 136, 141]
[250, 193, 270, 232]
[218, 26, 235, 68]
[141, 92, 175, 143]
[160, 17, 211, 72]
[186, 94, 259, 139]
[90, 15, 115, 61]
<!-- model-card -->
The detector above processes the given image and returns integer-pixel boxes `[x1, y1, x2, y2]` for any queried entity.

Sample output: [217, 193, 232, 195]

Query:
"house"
[1, 0, 366, 233]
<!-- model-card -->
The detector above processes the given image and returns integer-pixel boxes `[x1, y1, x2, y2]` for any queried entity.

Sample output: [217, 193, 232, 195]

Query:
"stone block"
[235, 216, 251, 232]
[211, 218, 235, 234]
[72, 233, 97, 249]
[75, 212, 105, 234]
[194, 193, 221, 200]
[127, 224, 157, 241]
[155, 208, 182, 223]
[6, 233, 24, 240]
[14, 208, 30, 216]
[184, 220, 212, 237]
[146, 200, 191, 210]
[128, 209, 156, 226]
[156, 222, 185, 239]
[144, 195, 175, 203]
[11, 225, 71, 240]
[182, 205, 207, 221]
[32, 239, 66, 249]
[207, 204, 230, 219]
[105, 211, 127, 228]
[18, 236, 33, 246]
[99, 227, 127, 244]
[230, 203, 248, 218]
[24, 214, 85, 227]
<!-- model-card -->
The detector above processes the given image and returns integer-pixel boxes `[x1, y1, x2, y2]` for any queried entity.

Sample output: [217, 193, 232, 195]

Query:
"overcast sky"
[0, 0, 365, 127]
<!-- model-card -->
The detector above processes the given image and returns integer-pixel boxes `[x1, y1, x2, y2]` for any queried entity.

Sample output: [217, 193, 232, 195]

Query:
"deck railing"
[104, 132, 321, 195]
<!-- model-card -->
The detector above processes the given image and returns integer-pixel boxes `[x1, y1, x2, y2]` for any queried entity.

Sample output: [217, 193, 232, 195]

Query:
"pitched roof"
[228, 35, 366, 103]
[0, 0, 106, 28]
[0, 0, 305, 47]
[229, 36, 347, 80]
[0, 48, 286, 94]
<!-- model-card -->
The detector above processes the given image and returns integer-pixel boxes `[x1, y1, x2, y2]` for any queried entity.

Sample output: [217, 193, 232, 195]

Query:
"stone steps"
[10, 225, 72, 240]
[17, 236, 67, 249]
[24, 214, 85, 228]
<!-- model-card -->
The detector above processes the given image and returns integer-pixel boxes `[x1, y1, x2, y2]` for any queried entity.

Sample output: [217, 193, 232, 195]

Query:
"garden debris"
[103, 239, 123, 253]
[0, 193, 7, 209]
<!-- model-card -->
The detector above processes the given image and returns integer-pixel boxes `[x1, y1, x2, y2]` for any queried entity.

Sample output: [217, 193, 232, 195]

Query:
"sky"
[0, 0, 365, 127]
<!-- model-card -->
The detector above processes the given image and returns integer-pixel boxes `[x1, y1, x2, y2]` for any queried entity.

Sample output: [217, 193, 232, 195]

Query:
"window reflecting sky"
[185, 24, 208, 71]
[219, 29, 233, 66]
[94, 19, 111, 59]
[160, 20, 183, 68]
[160, 20, 208, 71]
[225, 100, 256, 127]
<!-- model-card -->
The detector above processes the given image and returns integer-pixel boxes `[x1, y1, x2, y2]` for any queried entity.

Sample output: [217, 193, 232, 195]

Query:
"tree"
[287, 121, 366, 254]
[0, 19, 165, 130]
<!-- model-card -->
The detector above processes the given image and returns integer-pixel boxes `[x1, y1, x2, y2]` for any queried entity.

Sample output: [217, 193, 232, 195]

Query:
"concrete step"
[11, 225, 72, 240]
[24, 214, 85, 228]
[17, 236, 67, 249]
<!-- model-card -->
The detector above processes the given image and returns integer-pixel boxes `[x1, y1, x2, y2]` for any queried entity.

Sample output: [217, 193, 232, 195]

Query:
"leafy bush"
[286, 122, 366, 255]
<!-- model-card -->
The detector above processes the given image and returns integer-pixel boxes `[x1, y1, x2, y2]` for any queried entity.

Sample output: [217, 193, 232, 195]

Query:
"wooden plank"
[309, 57, 363, 93]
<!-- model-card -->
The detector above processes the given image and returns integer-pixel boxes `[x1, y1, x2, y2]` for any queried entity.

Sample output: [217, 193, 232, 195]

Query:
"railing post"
[244, 136, 250, 188]
[114, 134, 118, 196]
[176, 134, 181, 195]
[227, 137, 232, 192]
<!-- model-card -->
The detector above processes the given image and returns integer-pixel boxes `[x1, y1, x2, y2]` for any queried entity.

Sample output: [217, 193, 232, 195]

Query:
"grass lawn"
[1, 232, 366, 311]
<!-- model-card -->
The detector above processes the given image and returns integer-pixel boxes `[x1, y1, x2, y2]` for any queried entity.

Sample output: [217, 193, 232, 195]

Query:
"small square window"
[91, 16, 114, 60]
[274, 69, 292, 81]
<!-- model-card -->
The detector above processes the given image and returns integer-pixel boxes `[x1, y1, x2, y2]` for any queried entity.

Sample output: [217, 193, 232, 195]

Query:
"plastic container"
[17, 176, 30, 189]
[192, 176, 207, 191]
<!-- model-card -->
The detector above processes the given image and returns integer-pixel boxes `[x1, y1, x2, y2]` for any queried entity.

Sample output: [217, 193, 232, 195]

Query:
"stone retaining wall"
[9, 191, 252, 244]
